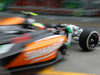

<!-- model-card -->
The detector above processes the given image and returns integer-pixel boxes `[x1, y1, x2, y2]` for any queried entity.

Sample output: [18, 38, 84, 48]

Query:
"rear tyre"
[79, 29, 99, 51]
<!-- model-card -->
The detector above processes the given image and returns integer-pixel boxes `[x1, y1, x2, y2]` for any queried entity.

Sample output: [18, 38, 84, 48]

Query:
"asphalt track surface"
[0, 12, 100, 75]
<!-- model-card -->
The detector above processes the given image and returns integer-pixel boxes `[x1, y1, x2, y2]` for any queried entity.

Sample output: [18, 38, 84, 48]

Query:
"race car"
[0, 12, 99, 74]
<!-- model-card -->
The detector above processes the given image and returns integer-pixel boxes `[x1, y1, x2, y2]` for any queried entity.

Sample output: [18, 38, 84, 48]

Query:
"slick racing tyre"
[79, 29, 99, 51]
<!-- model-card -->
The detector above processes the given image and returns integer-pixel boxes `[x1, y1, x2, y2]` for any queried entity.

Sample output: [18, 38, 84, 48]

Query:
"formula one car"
[0, 12, 99, 74]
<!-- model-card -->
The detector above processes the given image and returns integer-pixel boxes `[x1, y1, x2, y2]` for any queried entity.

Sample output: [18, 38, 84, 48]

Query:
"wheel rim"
[88, 33, 99, 48]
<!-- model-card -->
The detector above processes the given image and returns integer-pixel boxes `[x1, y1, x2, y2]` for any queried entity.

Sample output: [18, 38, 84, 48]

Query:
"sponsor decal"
[11, 36, 32, 43]
[25, 39, 64, 62]
[31, 51, 57, 63]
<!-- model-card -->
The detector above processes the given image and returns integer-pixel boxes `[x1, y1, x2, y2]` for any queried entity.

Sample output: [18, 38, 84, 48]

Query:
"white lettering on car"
[25, 39, 64, 61]
[31, 51, 57, 63]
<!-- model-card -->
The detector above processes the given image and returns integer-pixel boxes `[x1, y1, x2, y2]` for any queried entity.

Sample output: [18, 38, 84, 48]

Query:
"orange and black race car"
[0, 12, 99, 75]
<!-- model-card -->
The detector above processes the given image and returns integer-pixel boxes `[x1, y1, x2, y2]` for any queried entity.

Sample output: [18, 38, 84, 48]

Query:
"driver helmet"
[32, 23, 46, 30]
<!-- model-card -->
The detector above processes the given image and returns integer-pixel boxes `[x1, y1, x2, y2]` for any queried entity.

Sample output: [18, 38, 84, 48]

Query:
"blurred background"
[0, 1, 100, 75]
[0, 0, 100, 17]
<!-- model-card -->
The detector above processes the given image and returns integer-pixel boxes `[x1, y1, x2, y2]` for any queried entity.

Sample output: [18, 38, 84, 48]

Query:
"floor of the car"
[7, 51, 68, 73]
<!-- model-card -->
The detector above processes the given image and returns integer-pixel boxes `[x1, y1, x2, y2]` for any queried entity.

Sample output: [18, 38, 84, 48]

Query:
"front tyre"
[79, 29, 99, 51]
